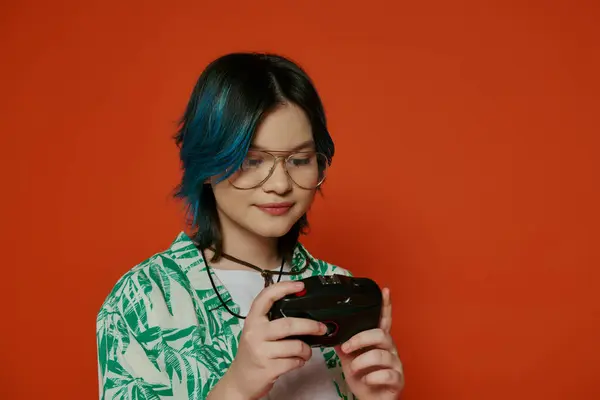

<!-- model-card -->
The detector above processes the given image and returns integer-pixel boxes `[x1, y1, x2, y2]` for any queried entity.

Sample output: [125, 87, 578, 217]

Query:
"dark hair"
[173, 52, 334, 262]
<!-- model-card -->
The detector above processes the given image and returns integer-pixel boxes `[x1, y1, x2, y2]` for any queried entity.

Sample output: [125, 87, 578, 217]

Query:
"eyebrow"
[250, 140, 315, 152]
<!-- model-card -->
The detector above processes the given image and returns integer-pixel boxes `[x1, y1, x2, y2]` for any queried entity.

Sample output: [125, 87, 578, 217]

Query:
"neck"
[207, 216, 282, 271]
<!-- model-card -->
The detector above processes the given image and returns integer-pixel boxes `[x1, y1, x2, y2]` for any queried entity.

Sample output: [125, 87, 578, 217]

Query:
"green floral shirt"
[96, 232, 356, 399]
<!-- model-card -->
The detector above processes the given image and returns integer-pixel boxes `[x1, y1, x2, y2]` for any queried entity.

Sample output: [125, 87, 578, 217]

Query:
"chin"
[249, 216, 299, 238]
[252, 224, 295, 238]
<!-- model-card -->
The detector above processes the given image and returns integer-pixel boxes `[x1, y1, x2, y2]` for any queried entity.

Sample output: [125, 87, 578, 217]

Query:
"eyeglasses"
[229, 150, 329, 190]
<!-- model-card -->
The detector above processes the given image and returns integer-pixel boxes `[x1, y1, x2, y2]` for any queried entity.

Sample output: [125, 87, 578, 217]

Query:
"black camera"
[268, 274, 382, 347]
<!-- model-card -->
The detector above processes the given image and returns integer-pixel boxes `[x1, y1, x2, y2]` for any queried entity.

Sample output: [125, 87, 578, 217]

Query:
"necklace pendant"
[261, 271, 274, 287]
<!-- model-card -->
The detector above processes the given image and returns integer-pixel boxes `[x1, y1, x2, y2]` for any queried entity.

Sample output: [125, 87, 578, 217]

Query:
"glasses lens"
[229, 151, 329, 189]
[286, 152, 328, 189]
[230, 151, 275, 189]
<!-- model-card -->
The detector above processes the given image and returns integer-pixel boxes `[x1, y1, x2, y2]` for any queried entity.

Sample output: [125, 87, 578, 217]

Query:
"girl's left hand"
[334, 287, 404, 399]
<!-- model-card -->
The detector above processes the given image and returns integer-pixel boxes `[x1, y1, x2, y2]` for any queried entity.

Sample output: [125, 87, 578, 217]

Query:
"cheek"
[294, 189, 317, 212]
[212, 183, 249, 213]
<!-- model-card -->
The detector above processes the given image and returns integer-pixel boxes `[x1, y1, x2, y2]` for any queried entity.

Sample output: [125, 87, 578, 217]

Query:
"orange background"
[1, 1, 599, 399]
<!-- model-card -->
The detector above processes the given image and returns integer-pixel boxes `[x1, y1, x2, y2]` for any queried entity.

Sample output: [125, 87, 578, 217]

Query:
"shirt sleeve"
[97, 310, 176, 399]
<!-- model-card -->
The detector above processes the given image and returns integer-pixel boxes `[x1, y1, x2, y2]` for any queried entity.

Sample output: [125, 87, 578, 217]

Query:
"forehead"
[251, 103, 313, 151]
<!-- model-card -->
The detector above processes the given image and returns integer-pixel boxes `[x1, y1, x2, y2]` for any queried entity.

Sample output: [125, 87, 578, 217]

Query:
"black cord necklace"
[208, 247, 286, 288]
[199, 247, 310, 319]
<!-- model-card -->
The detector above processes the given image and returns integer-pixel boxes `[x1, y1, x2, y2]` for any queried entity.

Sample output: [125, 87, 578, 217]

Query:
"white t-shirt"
[213, 266, 341, 400]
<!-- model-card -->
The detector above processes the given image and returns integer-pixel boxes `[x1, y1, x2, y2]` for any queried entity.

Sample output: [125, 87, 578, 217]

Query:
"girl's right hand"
[212, 280, 327, 400]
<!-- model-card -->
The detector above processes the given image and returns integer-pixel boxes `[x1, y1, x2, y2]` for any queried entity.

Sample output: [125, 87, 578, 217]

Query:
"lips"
[255, 202, 294, 216]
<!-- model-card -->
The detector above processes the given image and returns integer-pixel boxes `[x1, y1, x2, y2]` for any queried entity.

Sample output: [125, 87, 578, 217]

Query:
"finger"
[350, 349, 396, 374]
[379, 287, 393, 333]
[266, 317, 327, 341]
[334, 345, 351, 360]
[341, 328, 393, 354]
[248, 281, 305, 318]
[362, 368, 404, 389]
[266, 340, 312, 361]
[272, 357, 307, 378]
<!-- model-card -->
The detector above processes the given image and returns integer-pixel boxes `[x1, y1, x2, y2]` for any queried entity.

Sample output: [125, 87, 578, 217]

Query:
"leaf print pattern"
[148, 264, 173, 316]
[97, 231, 357, 399]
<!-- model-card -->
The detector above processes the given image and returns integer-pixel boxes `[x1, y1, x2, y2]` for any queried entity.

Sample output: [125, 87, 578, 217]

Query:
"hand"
[212, 281, 328, 400]
[335, 288, 404, 399]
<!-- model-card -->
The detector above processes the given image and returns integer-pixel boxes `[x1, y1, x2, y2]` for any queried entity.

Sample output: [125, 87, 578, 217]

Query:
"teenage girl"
[96, 52, 404, 399]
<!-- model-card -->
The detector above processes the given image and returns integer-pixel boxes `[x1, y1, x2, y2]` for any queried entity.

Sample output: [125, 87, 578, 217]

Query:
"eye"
[288, 154, 313, 167]
[241, 154, 265, 170]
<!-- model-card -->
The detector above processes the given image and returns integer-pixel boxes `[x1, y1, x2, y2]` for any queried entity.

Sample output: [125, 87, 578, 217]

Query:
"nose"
[262, 158, 292, 194]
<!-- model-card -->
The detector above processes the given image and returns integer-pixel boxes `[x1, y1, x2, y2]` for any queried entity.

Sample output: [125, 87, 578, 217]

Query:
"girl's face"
[211, 103, 320, 243]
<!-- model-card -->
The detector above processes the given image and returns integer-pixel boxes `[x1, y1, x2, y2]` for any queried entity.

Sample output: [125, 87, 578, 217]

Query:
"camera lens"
[324, 321, 339, 337]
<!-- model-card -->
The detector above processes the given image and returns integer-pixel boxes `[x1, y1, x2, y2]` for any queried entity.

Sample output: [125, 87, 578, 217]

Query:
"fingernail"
[342, 343, 350, 353]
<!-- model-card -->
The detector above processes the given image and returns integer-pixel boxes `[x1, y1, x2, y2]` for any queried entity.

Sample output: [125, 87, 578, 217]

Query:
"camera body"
[268, 274, 382, 347]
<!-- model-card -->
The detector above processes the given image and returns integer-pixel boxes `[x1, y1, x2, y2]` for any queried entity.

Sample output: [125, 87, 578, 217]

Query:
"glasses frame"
[229, 150, 329, 190]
